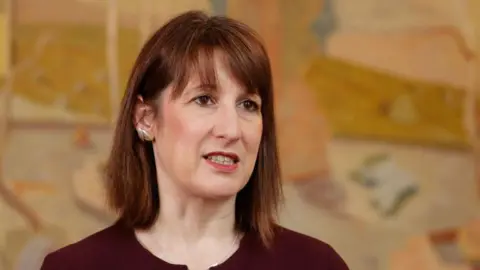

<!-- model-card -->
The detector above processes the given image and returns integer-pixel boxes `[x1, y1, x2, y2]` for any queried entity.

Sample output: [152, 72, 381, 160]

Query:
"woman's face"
[147, 54, 263, 199]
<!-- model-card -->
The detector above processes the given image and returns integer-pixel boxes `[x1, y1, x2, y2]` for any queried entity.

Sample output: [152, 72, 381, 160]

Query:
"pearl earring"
[137, 128, 153, 141]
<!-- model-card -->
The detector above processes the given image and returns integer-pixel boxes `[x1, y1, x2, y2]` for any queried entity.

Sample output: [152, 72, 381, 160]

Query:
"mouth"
[202, 151, 240, 166]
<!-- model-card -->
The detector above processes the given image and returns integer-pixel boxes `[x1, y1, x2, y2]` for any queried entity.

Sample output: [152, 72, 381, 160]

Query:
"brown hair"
[104, 10, 282, 245]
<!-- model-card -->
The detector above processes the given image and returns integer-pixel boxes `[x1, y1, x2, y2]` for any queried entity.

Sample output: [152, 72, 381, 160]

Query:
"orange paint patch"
[428, 228, 458, 244]
[458, 218, 480, 262]
[73, 126, 93, 148]
[9, 180, 57, 196]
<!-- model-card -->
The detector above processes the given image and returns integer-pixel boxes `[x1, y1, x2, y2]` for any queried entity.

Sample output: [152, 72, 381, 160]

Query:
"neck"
[153, 192, 237, 243]
[133, 160, 243, 269]
[147, 150, 240, 245]
[135, 189, 240, 269]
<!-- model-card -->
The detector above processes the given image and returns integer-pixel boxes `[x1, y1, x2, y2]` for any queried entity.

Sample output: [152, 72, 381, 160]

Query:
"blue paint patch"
[210, 0, 228, 15]
[311, 0, 338, 53]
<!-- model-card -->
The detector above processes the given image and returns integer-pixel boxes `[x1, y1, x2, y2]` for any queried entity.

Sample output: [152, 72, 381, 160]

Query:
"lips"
[202, 151, 240, 173]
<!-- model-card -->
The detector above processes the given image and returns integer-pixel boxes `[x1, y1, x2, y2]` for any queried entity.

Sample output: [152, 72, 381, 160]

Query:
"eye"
[239, 99, 260, 112]
[194, 95, 215, 106]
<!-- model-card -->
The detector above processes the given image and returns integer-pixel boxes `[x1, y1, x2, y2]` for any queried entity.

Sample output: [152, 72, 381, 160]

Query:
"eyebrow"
[245, 92, 262, 103]
[188, 83, 261, 101]
[178, 83, 216, 99]
[194, 83, 217, 92]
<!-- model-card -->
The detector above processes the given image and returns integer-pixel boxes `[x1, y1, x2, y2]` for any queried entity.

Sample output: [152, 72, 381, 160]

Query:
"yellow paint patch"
[0, 12, 7, 76]
[305, 56, 473, 149]
[12, 24, 139, 121]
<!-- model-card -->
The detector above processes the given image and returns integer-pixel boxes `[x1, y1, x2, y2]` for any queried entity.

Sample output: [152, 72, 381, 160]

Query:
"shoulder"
[272, 226, 349, 270]
[40, 222, 126, 270]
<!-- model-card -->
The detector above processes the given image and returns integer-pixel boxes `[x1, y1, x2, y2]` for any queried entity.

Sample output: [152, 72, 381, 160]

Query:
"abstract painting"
[1, 1, 480, 270]
[10, 0, 140, 125]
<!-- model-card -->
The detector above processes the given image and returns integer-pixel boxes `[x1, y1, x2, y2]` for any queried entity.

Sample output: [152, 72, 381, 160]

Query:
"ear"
[133, 95, 156, 140]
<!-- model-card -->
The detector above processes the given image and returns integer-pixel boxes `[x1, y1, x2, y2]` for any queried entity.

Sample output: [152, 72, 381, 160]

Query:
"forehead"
[172, 51, 260, 97]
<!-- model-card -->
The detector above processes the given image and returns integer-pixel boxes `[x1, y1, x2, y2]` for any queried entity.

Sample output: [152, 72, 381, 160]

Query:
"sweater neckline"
[116, 222, 260, 269]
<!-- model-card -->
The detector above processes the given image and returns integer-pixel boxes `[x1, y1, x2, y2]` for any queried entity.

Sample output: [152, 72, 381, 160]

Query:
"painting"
[0, 0, 6, 79]
[388, 220, 480, 270]
[350, 153, 419, 217]
[10, 0, 140, 125]
[1, 1, 480, 270]
[272, 1, 480, 270]
[306, 57, 472, 149]
[305, 0, 478, 149]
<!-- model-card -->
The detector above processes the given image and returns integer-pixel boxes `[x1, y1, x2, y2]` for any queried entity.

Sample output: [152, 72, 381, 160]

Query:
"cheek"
[245, 120, 263, 151]
[175, 120, 210, 146]
[160, 105, 192, 140]
[155, 108, 189, 160]
[161, 111, 208, 154]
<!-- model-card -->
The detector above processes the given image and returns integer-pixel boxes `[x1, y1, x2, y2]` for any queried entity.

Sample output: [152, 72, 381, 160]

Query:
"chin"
[194, 180, 247, 199]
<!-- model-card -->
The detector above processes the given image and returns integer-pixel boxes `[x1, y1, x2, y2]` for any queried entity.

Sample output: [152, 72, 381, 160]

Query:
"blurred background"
[1, 0, 480, 269]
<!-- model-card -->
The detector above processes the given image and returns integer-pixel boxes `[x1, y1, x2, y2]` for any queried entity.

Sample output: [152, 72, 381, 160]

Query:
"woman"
[40, 10, 349, 270]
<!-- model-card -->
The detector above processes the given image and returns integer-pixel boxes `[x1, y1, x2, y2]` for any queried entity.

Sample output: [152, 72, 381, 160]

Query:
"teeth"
[207, 155, 235, 165]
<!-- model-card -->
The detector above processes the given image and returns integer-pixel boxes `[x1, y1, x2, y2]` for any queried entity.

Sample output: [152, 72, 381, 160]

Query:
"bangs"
[166, 23, 271, 99]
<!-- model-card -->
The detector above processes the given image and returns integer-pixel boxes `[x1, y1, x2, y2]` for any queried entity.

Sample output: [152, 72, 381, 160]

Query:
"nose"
[212, 105, 241, 142]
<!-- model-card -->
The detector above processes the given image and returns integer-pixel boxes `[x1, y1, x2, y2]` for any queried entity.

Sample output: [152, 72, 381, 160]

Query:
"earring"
[137, 128, 153, 141]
